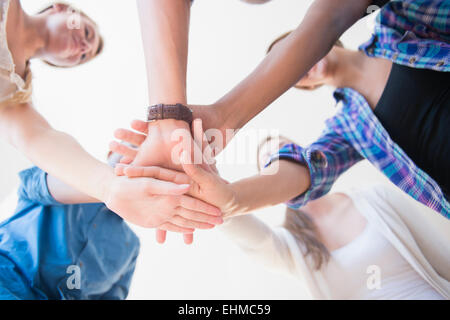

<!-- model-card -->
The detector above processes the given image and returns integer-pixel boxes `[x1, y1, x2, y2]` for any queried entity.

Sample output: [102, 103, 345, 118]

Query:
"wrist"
[213, 101, 237, 131]
[147, 118, 190, 131]
[97, 166, 116, 203]
[221, 183, 242, 217]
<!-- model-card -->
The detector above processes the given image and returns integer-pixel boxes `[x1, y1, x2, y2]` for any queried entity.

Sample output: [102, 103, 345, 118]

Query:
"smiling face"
[267, 31, 343, 91]
[40, 4, 102, 67]
[293, 57, 329, 90]
[270, 39, 329, 90]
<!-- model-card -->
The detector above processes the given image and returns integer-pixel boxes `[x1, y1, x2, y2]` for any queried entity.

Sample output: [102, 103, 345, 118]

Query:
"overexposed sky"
[0, 0, 388, 299]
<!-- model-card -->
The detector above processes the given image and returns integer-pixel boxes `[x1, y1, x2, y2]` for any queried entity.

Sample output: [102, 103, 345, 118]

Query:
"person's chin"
[57, 56, 78, 67]
[315, 60, 326, 76]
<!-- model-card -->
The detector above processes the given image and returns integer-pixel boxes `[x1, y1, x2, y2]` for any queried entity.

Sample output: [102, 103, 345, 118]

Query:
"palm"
[132, 120, 191, 171]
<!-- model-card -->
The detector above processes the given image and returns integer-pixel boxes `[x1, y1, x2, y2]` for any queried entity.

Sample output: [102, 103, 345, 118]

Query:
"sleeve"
[363, 0, 390, 16]
[220, 215, 298, 276]
[99, 253, 139, 300]
[265, 127, 364, 209]
[17, 166, 61, 206]
[0, 65, 33, 108]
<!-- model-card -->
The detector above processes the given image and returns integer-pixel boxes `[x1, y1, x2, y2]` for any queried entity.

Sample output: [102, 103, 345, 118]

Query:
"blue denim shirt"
[0, 167, 140, 300]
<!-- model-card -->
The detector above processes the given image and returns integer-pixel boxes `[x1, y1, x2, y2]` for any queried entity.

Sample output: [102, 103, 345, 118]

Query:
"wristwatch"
[146, 103, 193, 125]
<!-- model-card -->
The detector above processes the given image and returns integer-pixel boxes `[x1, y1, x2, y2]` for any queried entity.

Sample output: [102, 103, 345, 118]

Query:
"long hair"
[37, 2, 104, 67]
[257, 136, 330, 270]
[283, 207, 330, 270]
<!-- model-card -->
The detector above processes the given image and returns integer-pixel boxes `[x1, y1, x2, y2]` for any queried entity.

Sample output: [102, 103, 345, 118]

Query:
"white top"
[220, 184, 450, 300]
[0, 0, 32, 107]
[329, 221, 443, 299]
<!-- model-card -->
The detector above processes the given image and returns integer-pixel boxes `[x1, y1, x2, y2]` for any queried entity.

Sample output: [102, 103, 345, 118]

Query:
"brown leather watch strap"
[146, 103, 193, 124]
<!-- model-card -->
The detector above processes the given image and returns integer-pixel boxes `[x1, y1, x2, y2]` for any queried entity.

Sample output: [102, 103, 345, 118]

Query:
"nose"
[80, 39, 92, 54]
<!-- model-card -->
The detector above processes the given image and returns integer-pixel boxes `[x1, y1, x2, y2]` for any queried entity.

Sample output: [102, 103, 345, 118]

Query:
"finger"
[114, 128, 146, 147]
[176, 207, 223, 225]
[125, 166, 191, 184]
[155, 229, 167, 244]
[109, 141, 138, 159]
[131, 119, 149, 134]
[114, 164, 129, 176]
[192, 119, 204, 152]
[120, 157, 134, 165]
[183, 233, 194, 245]
[193, 119, 216, 166]
[169, 215, 215, 230]
[159, 222, 194, 234]
[179, 195, 222, 216]
[181, 151, 213, 186]
[143, 179, 190, 196]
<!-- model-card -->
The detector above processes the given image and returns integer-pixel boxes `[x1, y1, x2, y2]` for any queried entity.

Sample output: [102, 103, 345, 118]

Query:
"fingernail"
[178, 184, 190, 189]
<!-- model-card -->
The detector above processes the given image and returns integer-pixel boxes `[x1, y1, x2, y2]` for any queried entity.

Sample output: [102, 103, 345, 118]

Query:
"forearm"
[216, 0, 370, 130]
[137, 0, 191, 105]
[46, 174, 99, 204]
[0, 104, 113, 202]
[227, 160, 311, 216]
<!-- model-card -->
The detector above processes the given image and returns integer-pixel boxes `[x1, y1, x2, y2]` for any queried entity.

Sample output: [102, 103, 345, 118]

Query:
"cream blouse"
[0, 0, 32, 108]
[220, 184, 450, 299]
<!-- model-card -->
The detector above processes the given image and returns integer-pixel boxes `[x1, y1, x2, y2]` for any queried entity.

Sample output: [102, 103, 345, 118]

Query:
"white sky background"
[0, 0, 389, 299]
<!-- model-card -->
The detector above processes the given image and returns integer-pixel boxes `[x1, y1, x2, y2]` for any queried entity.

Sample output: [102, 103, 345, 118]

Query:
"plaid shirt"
[360, 0, 449, 71]
[268, 88, 450, 218]
[267, 1, 450, 218]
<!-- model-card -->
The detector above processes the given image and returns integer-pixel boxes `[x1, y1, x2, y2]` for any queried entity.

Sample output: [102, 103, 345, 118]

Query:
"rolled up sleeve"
[17, 167, 61, 206]
[265, 129, 364, 209]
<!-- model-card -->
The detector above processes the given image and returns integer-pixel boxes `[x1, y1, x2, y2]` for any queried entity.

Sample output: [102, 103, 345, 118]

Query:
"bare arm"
[226, 160, 311, 217]
[177, 149, 311, 218]
[46, 174, 98, 204]
[203, 0, 372, 131]
[220, 214, 297, 276]
[117, 120, 312, 217]
[0, 103, 222, 231]
[0, 103, 113, 202]
[137, 0, 191, 105]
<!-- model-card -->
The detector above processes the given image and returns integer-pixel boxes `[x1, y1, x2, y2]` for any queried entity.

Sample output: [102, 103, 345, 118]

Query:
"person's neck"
[14, 1, 48, 62]
[327, 48, 368, 91]
[302, 193, 348, 221]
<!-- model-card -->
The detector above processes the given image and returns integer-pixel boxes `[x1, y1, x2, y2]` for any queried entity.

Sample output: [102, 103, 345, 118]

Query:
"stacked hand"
[110, 118, 236, 244]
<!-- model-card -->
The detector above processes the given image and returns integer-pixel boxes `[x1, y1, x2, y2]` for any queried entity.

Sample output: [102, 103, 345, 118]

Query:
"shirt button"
[311, 150, 328, 169]
[436, 61, 445, 67]
[392, 53, 399, 60]
[409, 57, 417, 64]
[367, 48, 374, 55]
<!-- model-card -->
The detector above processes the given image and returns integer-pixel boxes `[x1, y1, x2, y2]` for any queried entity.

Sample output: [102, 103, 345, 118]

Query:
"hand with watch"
[111, 103, 221, 244]
[130, 103, 201, 173]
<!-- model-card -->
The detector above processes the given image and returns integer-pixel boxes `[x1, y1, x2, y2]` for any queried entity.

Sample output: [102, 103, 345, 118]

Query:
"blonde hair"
[257, 136, 330, 270]
[284, 208, 330, 270]
[37, 2, 104, 68]
[267, 31, 344, 91]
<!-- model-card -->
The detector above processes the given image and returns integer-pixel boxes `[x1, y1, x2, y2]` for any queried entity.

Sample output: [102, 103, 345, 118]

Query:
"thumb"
[143, 178, 190, 196]
[180, 150, 211, 185]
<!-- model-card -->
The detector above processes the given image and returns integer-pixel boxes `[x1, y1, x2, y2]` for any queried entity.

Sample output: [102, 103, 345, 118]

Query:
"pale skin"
[112, 38, 393, 242]
[112, 120, 367, 251]
[0, 1, 223, 232]
[131, 0, 380, 240]
[134, 0, 376, 151]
